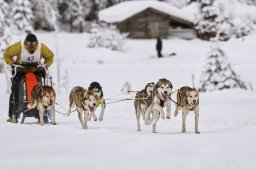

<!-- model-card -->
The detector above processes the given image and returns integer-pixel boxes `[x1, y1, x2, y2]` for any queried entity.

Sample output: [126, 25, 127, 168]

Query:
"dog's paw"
[94, 118, 98, 121]
[142, 115, 145, 121]
[99, 117, 103, 121]
[174, 111, 178, 117]
[161, 114, 165, 120]
[166, 116, 171, 119]
[195, 131, 200, 134]
[52, 122, 57, 125]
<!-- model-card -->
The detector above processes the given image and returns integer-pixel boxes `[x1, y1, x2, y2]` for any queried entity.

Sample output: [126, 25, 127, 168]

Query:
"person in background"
[156, 36, 163, 58]
[3, 33, 54, 123]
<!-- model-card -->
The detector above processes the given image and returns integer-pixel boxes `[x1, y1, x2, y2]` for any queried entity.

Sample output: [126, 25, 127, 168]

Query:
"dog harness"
[95, 97, 102, 108]
[135, 93, 148, 105]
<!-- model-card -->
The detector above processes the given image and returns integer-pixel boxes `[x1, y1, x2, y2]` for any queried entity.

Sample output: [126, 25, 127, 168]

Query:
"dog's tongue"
[90, 107, 94, 112]
[162, 94, 168, 100]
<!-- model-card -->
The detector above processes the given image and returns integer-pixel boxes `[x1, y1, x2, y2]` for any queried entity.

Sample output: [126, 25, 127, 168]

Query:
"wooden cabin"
[99, 1, 195, 39]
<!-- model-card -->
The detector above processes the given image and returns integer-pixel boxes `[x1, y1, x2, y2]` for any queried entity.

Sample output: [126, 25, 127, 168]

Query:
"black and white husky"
[87, 82, 106, 121]
[145, 78, 173, 133]
[134, 82, 155, 131]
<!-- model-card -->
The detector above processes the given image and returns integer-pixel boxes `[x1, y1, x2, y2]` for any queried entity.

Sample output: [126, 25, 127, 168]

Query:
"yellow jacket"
[3, 41, 54, 72]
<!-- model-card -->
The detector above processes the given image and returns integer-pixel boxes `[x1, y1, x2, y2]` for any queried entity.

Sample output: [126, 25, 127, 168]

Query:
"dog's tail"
[67, 103, 75, 117]
[67, 93, 75, 117]
[174, 91, 181, 117]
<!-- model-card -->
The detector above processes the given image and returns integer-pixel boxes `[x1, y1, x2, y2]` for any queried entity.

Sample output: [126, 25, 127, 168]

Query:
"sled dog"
[87, 82, 106, 121]
[145, 78, 173, 133]
[67, 86, 96, 129]
[174, 86, 200, 134]
[134, 82, 155, 131]
[29, 85, 56, 126]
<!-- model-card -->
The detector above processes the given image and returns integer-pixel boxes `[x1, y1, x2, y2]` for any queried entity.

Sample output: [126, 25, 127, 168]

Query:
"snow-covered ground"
[0, 32, 256, 170]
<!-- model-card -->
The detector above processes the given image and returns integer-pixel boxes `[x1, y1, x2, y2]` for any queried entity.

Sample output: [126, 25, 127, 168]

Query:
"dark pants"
[157, 49, 163, 58]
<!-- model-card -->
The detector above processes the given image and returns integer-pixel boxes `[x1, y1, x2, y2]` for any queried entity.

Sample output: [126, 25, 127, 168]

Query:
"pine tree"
[199, 44, 247, 92]
[88, 23, 128, 51]
[12, 0, 34, 34]
[57, 0, 70, 23]
[31, 0, 58, 31]
[0, 0, 11, 53]
[196, 0, 233, 41]
[238, 0, 256, 5]
[234, 20, 254, 38]
[84, 0, 108, 20]
[0, 0, 12, 90]
[68, 0, 85, 32]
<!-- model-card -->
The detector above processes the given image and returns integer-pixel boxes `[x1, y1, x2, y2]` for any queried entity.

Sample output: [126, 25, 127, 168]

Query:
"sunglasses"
[26, 41, 37, 46]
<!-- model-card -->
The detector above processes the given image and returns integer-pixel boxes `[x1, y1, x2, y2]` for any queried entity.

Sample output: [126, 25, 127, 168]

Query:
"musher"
[3, 33, 54, 123]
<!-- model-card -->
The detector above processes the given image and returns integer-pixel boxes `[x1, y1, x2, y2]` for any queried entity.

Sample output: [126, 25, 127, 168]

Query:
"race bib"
[20, 42, 41, 65]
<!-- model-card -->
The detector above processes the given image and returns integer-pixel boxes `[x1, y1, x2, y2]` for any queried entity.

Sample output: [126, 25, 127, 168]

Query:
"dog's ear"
[169, 82, 173, 89]
[154, 83, 158, 92]
[38, 87, 44, 97]
[84, 90, 94, 99]
[185, 90, 190, 97]
[99, 84, 102, 91]
[155, 80, 161, 89]
[100, 90, 103, 98]
[51, 87, 56, 97]
[145, 83, 150, 90]
[192, 88, 198, 93]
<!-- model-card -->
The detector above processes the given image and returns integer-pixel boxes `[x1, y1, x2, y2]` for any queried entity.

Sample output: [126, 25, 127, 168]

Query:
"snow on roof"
[98, 0, 195, 24]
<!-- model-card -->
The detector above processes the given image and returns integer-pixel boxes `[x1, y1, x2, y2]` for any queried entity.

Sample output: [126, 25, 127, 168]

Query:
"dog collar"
[186, 102, 198, 111]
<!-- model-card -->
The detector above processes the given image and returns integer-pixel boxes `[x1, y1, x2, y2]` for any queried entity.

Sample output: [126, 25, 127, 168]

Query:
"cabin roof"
[98, 0, 195, 24]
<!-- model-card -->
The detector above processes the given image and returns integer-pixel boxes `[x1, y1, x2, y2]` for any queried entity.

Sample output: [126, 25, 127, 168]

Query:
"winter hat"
[25, 33, 37, 42]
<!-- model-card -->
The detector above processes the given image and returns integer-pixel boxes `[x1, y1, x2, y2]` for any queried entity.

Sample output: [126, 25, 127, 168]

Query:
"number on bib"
[26, 56, 35, 62]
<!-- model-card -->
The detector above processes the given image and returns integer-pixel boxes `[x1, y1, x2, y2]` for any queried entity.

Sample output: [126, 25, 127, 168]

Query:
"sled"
[150, 52, 177, 59]
[9, 71, 53, 124]
[162, 52, 177, 57]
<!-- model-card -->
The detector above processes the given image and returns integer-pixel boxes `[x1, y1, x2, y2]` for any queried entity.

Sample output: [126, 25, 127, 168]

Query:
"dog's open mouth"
[90, 107, 95, 112]
[161, 93, 169, 100]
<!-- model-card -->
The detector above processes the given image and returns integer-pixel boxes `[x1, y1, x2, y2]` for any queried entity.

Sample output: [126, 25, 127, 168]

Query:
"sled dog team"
[29, 78, 200, 134]
[134, 78, 200, 134]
